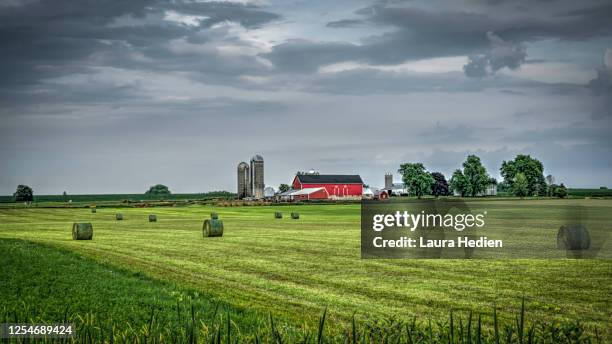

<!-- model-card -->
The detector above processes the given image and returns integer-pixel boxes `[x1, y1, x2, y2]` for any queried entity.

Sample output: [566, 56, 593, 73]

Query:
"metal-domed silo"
[237, 162, 250, 199]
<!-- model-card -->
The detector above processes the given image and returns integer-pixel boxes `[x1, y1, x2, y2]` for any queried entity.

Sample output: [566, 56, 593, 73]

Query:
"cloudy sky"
[1, 0, 611, 194]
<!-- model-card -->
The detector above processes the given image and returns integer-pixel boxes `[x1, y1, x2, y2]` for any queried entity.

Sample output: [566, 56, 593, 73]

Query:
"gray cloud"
[587, 49, 612, 119]
[326, 19, 365, 28]
[0, 0, 280, 95]
[266, 1, 612, 73]
[463, 31, 527, 77]
[1, 0, 611, 193]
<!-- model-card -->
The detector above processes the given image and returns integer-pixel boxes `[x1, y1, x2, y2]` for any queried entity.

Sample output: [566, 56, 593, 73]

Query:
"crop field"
[1, 199, 611, 342]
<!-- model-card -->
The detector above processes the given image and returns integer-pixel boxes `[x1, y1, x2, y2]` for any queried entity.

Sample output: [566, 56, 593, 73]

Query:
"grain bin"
[149, 214, 157, 222]
[116, 213, 123, 220]
[72, 223, 93, 240]
[557, 224, 590, 250]
[210, 212, 219, 219]
[275, 212, 283, 219]
[203, 219, 224, 237]
[291, 212, 299, 219]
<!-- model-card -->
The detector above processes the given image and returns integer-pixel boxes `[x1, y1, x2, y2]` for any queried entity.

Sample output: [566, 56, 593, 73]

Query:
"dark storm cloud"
[0, 0, 610, 193]
[261, 39, 358, 73]
[0, 0, 280, 93]
[167, 2, 280, 29]
[586, 49, 612, 119]
[265, 0, 612, 73]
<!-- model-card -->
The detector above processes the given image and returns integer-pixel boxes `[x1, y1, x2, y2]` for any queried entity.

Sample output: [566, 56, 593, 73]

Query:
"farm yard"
[1, 199, 611, 342]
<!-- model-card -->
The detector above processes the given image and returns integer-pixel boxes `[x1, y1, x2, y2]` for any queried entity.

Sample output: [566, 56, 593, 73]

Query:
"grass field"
[1, 199, 611, 341]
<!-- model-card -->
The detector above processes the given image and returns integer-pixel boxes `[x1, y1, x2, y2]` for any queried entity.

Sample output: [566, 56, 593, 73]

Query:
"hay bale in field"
[274, 211, 283, 219]
[116, 213, 123, 220]
[149, 214, 157, 222]
[557, 224, 590, 250]
[203, 219, 224, 237]
[210, 212, 219, 219]
[91, 207, 97, 213]
[291, 212, 299, 219]
[72, 223, 93, 240]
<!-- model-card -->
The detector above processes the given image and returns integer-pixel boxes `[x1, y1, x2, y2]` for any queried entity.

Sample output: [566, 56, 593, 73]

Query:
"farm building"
[373, 189, 389, 200]
[362, 187, 374, 199]
[263, 186, 276, 200]
[292, 174, 363, 199]
[278, 187, 329, 201]
[363, 188, 388, 200]
[453, 183, 497, 197]
[383, 173, 408, 196]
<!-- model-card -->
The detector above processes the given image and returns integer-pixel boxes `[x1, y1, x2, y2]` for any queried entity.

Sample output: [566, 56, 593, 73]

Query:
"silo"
[250, 155, 264, 199]
[237, 162, 250, 199]
[385, 173, 393, 189]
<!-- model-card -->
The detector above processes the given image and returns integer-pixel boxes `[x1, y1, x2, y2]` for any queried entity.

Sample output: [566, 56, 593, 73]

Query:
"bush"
[145, 184, 171, 195]
[554, 184, 568, 198]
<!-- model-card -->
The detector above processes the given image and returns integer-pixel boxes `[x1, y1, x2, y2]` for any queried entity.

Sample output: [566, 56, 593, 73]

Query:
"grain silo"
[250, 155, 264, 199]
[385, 172, 393, 189]
[237, 162, 250, 199]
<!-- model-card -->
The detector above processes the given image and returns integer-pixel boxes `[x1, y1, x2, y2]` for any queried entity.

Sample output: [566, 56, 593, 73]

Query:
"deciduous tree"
[14, 185, 33, 202]
[278, 184, 290, 193]
[501, 155, 546, 196]
[462, 155, 490, 197]
[145, 184, 171, 195]
[398, 163, 434, 199]
[450, 169, 467, 197]
[554, 183, 568, 198]
[431, 172, 449, 197]
[513, 173, 529, 198]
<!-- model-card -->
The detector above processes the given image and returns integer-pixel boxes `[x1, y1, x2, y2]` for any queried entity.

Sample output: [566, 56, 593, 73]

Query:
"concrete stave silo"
[237, 162, 250, 199]
[250, 155, 264, 199]
[384, 172, 393, 189]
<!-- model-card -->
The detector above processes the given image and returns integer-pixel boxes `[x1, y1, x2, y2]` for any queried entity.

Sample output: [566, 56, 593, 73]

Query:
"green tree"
[513, 173, 529, 198]
[450, 169, 467, 196]
[462, 155, 490, 197]
[545, 175, 555, 196]
[278, 184, 290, 193]
[14, 185, 34, 202]
[553, 183, 568, 198]
[145, 184, 171, 195]
[500, 155, 546, 196]
[431, 172, 449, 197]
[398, 163, 434, 199]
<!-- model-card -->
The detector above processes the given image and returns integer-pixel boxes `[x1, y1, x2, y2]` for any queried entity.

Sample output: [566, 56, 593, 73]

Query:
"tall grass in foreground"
[1, 298, 603, 343]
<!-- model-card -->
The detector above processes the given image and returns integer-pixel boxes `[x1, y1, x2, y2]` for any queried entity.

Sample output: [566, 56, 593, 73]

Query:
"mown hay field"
[0, 199, 610, 338]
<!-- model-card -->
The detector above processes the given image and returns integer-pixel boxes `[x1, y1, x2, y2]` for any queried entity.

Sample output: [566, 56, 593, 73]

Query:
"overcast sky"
[1, 0, 611, 194]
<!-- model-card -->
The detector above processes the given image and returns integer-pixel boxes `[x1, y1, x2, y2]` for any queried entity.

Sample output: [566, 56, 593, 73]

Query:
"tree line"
[398, 154, 568, 198]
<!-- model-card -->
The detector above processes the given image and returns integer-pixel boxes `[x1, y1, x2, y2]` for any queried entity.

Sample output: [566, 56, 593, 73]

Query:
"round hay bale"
[72, 223, 93, 240]
[557, 224, 590, 250]
[275, 212, 283, 219]
[116, 213, 123, 220]
[291, 212, 299, 219]
[203, 219, 224, 237]
[91, 207, 97, 214]
[210, 212, 219, 219]
[149, 214, 157, 222]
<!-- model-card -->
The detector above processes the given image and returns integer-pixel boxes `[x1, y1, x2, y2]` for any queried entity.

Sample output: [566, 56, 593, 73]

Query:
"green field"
[0, 191, 235, 205]
[1, 199, 611, 342]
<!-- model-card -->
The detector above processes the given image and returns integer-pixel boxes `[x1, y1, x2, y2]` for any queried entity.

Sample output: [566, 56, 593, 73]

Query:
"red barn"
[292, 174, 363, 199]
